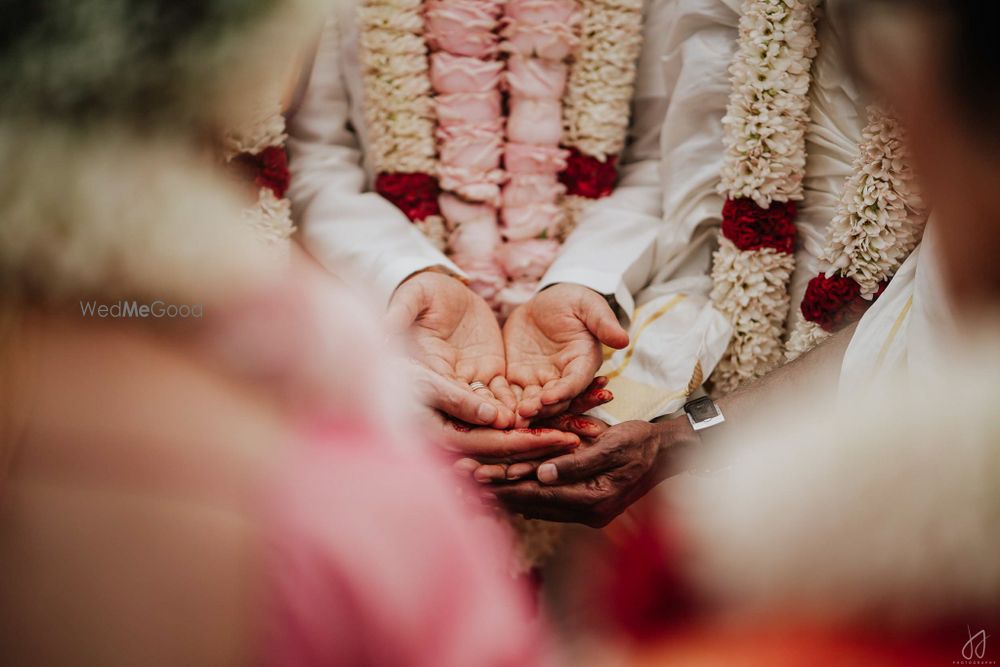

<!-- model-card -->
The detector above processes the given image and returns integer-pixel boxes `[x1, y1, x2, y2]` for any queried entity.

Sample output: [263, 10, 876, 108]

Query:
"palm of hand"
[503, 291, 603, 417]
[504, 306, 599, 388]
[411, 288, 506, 387]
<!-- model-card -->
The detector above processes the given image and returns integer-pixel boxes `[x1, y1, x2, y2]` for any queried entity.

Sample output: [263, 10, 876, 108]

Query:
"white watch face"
[686, 397, 725, 431]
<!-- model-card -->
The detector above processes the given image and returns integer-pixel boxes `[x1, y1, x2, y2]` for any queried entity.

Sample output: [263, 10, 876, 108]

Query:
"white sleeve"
[536, 0, 672, 321]
[287, 16, 462, 306]
[588, 0, 741, 425]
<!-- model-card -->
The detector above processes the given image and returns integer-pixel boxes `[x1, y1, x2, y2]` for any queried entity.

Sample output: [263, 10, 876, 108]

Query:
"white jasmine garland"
[359, 0, 437, 174]
[718, 0, 821, 207]
[223, 98, 295, 248]
[244, 186, 296, 245]
[784, 106, 927, 360]
[710, 237, 796, 394]
[562, 0, 643, 161]
[821, 107, 927, 297]
[784, 318, 829, 361]
[558, 0, 642, 239]
[224, 100, 288, 160]
[710, 0, 820, 393]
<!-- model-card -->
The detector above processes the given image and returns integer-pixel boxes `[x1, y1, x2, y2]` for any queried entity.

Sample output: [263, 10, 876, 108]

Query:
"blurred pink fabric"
[262, 418, 546, 667]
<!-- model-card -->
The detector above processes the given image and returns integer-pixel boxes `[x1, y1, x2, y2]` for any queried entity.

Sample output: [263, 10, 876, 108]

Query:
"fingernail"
[474, 469, 501, 484]
[477, 403, 498, 423]
[538, 463, 558, 484]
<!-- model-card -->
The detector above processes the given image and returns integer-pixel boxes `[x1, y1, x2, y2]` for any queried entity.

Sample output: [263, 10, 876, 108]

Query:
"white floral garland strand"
[359, 0, 437, 174]
[710, 240, 796, 390]
[785, 106, 928, 360]
[710, 0, 820, 394]
[224, 100, 296, 245]
[560, 0, 643, 237]
[359, 0, 446, 245]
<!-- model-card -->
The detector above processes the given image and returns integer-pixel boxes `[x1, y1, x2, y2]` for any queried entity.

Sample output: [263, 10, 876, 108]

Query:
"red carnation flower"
[721, 197, 797, 254]
[800, 274, 864, 332]
[375, 172, 441, 222]
[255, 145, 291, 199]
[559, 148, 618, 199]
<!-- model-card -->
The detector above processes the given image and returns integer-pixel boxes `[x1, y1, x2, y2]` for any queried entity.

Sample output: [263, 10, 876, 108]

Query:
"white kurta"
[839, 219, 959, 394]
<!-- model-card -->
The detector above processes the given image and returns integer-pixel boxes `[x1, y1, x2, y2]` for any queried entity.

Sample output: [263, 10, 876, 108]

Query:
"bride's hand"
[503, 284, 628, 420]
[388, 270, 516, 428]
[458, 377, 615, 483]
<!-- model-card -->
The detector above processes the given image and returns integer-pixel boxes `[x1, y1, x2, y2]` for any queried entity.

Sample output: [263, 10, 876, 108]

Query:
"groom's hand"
[389, 270, 516, 428]
[504, 284, 628, 420]
[487, 418, 701, 527]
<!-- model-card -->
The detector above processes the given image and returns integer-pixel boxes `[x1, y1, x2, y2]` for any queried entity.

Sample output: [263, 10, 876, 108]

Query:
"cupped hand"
[388, 270, 516, 428]
[503, 284, 628, 420]
[464, 377, 615, 483]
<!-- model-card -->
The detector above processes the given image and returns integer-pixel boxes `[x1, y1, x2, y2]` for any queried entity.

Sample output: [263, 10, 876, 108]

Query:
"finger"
[472, 442, 579, 465]
[536, 444, 612, 485]
[536, 414, 609, 440]
[473, 464, 509, 484]
[452, 458, 480, 483]
[517, 384, 544, 418]
[505, 461, 539, 480]
[430, 378, 502, 426]
[437, 420, 580, 459]
[488, 376, 518, 427]
[567, 387, 614, 415]
[491, 479, 598, 508]
[531, 399, 573, 421]
[578, 295, 629, 349]
[384, 282, 423, 333]
[537, 358, 596, 409]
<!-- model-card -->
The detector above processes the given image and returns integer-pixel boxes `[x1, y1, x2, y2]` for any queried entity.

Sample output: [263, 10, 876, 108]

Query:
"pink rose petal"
[438, 124, 503, 170]
[501, 21, 579, 60]
[439, 193, 497, 226]
[504, 56, 568, 98]
[430, 53, 504, 94]
[502, 174, 566, 207]
[426, 0, 501, 58]
[507, 97, 563, 145]
[438, 165, 505, 206]
[505, 0, 579, 25]
[436, 91, 503, 126]
[497, 238, 560, 281]
[504, 143, 569, 174]
[501, 203, 564, 241]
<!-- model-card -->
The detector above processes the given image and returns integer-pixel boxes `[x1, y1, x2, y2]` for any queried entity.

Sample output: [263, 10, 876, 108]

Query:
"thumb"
[579, 293, 629, 349]
[385, 281, 423, 334]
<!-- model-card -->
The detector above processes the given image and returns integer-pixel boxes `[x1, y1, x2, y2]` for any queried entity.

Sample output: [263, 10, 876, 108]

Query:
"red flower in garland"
[800, 274, 863, 332]
[721, 197, 797, 254]
[559, 148, 618, 199]
[255, 145, 291, 199]
[375, 172, 441, 222]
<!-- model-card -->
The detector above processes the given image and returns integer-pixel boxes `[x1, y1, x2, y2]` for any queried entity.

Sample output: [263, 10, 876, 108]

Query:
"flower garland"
[360, 0, 448, 248]
[492, 0, 582, 314]
[360, 0, 641, 315]
[428, 0, 510, 302]
[559, 0, 643, 237]
[785, 106, 927, 359]
[224, 101, 296, 245]
[709, 0, 820, 394]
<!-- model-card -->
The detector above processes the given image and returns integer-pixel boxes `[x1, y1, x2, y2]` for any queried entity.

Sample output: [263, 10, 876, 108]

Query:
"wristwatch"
[683, 396, 725, 431]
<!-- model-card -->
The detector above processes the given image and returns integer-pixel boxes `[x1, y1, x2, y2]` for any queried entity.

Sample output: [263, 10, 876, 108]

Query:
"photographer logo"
[955, 627, 994, 665]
